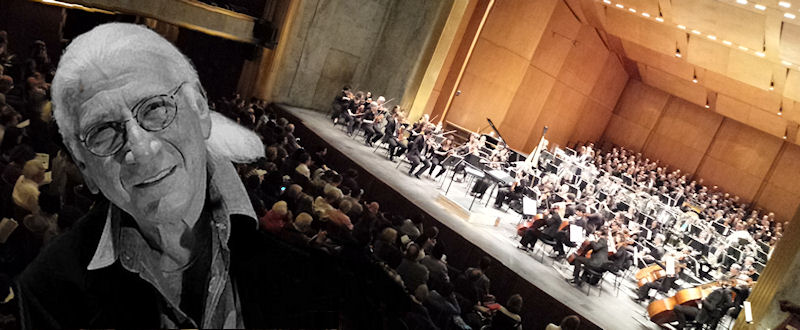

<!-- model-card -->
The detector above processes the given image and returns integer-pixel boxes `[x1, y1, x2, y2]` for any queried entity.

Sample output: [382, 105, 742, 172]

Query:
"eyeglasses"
[79, 82, 186, 157]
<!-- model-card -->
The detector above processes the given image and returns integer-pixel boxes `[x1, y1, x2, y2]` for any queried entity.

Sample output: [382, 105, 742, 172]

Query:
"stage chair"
[583, 267, 606, 296]
[534, 237, 559, 266]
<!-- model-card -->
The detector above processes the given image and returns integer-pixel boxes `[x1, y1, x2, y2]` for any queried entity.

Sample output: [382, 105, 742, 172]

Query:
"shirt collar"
[87, 152, 257, 270]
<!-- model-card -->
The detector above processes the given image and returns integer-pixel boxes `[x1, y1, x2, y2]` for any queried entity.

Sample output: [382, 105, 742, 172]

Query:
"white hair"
[52, 23, 263, 163]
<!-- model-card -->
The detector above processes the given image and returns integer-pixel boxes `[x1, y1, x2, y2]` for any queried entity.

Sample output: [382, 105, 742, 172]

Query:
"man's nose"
[123, 121, 162, 165]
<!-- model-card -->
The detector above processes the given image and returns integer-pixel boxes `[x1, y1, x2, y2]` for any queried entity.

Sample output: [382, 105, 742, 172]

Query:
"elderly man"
[16, 23, 407, 329]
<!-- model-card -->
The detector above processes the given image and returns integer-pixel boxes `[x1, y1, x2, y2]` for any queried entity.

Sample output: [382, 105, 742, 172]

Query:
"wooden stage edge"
[275, 103, 660, 330]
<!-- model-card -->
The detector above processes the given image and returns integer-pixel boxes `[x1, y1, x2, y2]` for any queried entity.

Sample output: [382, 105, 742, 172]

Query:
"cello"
[646, 279, 735, 324]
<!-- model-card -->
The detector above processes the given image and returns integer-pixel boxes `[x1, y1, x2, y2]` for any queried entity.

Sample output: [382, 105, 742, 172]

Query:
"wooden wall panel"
[612, 80, 669, 129]
[757, 144, 800, 222]
[556, 25, 609, 96]
[602, 114, 651, 150]
[570, 99, 614, 146]
[499, 66, 556, 150]
[530, 1, 582, 78]
[591, 54, 630, 109]
[532, 81, 588, 148]
[445, 37, 528, 131]
[696, 120, 782, 201]
[479, 0, 558, 60]
[642, 97, 722, 173]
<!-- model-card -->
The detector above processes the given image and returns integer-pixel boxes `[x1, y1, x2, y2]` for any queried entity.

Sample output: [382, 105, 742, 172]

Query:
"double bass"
[646, 280, 736, 324]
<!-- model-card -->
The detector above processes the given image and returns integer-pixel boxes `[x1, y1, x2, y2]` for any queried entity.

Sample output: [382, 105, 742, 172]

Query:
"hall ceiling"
[578, 0, 800, 144]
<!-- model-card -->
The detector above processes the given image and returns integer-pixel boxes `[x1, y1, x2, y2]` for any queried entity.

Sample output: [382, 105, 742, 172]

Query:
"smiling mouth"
[135, 166, 176, 188]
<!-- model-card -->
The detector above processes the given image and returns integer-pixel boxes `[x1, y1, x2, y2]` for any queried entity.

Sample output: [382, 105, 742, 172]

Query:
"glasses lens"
[86, 123, 125, 156]
[137, 95, 177, 131]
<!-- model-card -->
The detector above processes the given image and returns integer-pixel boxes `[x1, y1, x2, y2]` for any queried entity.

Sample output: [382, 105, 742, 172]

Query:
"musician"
[453, 133, 483, 182]
[361, 102, 380, 146]
[518, 204, 564, 256]
[632, 251, 685, 302]
[406, 129, 432, 178]
[568, 229, 608, 288]
[493, 171, 531, 210]
[488, 141, 510, 169]
[388, 112, 408, 161]
[427, 136, 453, 179]
[673, 279, 736, 330]
[345, 92, 366, 136]
[331, 86, 351, 123]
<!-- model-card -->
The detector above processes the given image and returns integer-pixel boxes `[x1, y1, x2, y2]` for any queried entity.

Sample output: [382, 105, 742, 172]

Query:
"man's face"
[68, 65, 210, 226]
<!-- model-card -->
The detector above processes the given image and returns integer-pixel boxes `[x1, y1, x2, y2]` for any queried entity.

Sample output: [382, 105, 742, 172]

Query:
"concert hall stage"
[276, 104, 662, 330]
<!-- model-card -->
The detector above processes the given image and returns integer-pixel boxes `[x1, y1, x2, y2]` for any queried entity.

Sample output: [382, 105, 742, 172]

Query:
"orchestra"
[330, 87, 778, 330]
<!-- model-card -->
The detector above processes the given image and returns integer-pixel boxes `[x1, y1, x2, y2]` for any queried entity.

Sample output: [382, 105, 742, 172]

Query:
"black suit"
[674, 287, 734, 329]
[572, 237, 608, 283]
[520, 213, 564, 255]
[406, 135, 431, 177]
[373, 116, 395, 144]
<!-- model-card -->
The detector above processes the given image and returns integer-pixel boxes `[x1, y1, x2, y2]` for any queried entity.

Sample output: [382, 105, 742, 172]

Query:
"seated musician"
[406, 129, 432, 178]
[673, 279, 736, 330]
[331, 86, 351, 123]
[493, 171, 531, 210]
[370, 105, 396, 146]
[427, 136, 453, 179]
[567, 228, 609, 288]
[469, 140, 511, 196]
[633, 251, 685, 302]
[608, 231, 634, 272]
[518, 204, 564, 256]
[453, 133, 483, 182]
[359, 102, 380, 144]
[387, 111, 408, 161]
[345, 93, 366, 135]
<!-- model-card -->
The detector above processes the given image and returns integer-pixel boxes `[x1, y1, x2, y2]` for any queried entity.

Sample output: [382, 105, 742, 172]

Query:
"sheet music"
[522, 196, 537, 215]
[666, 256, 676, 276]
[569, 224, 584, 244]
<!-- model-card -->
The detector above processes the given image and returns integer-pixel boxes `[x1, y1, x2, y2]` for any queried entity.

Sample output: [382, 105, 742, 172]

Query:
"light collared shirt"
[87, 152, 257, 328]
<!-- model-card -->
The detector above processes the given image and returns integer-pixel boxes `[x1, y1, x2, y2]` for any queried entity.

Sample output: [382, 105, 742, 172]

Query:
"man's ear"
[67, 144, 100, 194]
[194, 82, 212, 139]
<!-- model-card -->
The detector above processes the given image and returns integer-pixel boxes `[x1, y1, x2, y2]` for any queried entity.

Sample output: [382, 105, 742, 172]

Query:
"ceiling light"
[616, 4, 624, 8]
[603, 0, 611, 4]
[736, 0, 748, 4]
[779, 1, 791, 8]
[707, 35, 717, 40]
[782, 60, 793, 66]
[656, 17, 664, 22]
[723, 40, 733, 46]
[642, 12, 651, 17]
[786, 12, 796, 19]
[705, 98, 710, 109]
[677, 25, 687, 30]
[755, 51, 766, 57]
[739, 45, 749, 51]
[783, 135, 788, 139]
[770, 78, 775, 91]
[692, 29, 702, 35]
[629, 8, 637, 13]
[692, 70, 699, 83]
[755, 4, 766, 10]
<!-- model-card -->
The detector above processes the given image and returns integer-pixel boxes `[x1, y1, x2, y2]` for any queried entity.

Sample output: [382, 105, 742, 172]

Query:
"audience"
[0, 28, 528, 329]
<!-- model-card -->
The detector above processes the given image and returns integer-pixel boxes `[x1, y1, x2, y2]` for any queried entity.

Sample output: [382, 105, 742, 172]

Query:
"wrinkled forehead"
[69, 59, 184, 131]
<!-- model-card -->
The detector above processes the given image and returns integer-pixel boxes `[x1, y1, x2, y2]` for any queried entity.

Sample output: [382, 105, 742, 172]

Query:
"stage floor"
[278, 104, 662, 330]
